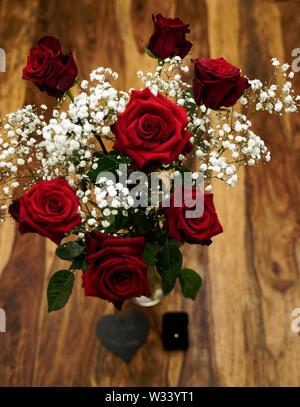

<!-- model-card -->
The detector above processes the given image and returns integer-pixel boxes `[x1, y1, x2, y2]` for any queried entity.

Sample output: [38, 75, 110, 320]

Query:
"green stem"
[66, 90, 74, 103]
[0, 175, 32, 187]
[217, 147, 225, 158]
[227, 159, 246, 165]
[94, 134, 108, 155]
[25, 163, 37, 181]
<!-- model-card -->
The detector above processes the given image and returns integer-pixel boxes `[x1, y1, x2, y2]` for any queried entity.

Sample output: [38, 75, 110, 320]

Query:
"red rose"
[148, 14, 192, 59]
[23, 36, 78, 98]
[82, 232, 150, 310]
[112, 88, 193, 171]
[164, 187, 223, 244]
[192, 57, 250, 109]
[9, 177, 81, 245]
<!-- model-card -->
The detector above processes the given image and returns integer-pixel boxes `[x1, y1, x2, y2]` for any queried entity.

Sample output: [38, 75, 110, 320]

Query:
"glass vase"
[132, 265, 164, 307]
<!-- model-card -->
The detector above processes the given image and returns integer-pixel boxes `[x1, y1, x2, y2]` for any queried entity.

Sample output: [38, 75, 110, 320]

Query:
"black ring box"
[162, 312, 189, 350]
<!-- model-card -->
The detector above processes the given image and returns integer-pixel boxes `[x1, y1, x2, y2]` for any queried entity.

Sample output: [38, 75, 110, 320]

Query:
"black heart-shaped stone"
[96, 310, 150, 363]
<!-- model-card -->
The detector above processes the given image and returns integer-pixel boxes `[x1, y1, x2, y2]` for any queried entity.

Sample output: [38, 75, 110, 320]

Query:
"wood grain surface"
[0, 0, 300, 387]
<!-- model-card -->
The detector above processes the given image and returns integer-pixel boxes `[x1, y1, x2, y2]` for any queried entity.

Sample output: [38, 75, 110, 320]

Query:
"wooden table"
[0, 0, 300, 387]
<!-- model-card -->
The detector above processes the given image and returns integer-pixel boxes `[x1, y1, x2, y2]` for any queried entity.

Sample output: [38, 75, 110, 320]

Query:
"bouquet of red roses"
[0, 14, 298, 312]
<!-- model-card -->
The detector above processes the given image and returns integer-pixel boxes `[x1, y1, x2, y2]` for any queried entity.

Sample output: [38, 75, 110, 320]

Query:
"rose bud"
[147, 14, 192, 60]
[9, 177, 81, 245]
[82, 232, 150, 310]
[192, 57, 250, 109]
[23, 36, 78, 98]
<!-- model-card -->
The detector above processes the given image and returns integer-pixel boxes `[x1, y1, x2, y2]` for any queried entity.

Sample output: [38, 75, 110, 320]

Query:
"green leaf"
[144, 46, 159, 60]
[179, 268, 202, 300]
[56, 241, 84, 261]
[168, 238, 182, 248]
[66, 89, 74, 102]
[105, 211, 130, 234]
[157, 239, 182, 295]
[128, 211, 153, 236]
[66, 249, 89, 273]
[196, 128, 204, 138]
[183, 88, 194, 98]
[72, 79, 81, 86]
[82, 259, 89, 273]
[47, 270, 75, 312]
[69, 253, 85, 270]
[70, 255, 89, 273]
[144, 243, 161, 266]
[88, 151, 131, 184]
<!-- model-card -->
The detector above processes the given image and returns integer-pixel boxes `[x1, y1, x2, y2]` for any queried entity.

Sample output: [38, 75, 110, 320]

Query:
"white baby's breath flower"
[274, 101, 283, 112]
[271, 58, 280, 67]
[81, 80, 88, 89]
